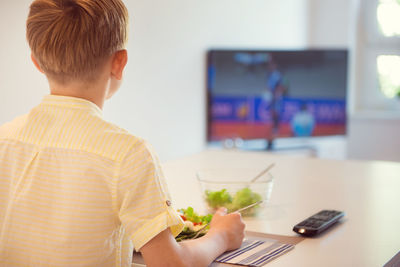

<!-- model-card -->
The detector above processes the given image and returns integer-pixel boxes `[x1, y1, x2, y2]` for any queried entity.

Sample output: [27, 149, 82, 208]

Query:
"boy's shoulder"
[76, 115, 148, 162]
[0, 111, 148, 163]
[0, 114, 29, 140]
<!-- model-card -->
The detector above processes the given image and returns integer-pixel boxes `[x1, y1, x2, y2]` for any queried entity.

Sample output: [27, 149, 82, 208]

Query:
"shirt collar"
[40, 94, 103, 117]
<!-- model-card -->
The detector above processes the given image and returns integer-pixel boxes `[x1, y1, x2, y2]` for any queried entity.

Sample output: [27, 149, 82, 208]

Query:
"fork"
[191, 200, 263, 239]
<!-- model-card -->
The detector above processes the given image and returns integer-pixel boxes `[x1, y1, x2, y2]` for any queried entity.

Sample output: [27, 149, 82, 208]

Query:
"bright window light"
[377, 0, 400, 37]
[377, 55, 400, 98]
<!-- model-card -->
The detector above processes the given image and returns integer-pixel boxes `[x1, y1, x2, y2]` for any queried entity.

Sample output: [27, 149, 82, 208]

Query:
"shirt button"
[166, 200, 172, 206]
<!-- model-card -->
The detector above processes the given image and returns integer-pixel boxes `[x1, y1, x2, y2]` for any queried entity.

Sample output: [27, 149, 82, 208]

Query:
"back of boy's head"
[26, 0, 128, 84]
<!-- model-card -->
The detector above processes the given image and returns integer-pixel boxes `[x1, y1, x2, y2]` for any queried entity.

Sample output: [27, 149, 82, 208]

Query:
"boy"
[0, 0, 245, 266]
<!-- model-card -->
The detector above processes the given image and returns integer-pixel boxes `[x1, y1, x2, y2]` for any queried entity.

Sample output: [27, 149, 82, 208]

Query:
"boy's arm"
[140, 208, 245, 267]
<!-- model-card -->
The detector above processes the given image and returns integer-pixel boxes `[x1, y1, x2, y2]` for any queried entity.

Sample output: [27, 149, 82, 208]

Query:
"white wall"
[307, 0, 400, 163]
[0, 0, 308, 161]
[307, 0, 351, 48]
[0, 1, 48, 120]
[347, 0, 400, 162]
[348, 115, 400, 161]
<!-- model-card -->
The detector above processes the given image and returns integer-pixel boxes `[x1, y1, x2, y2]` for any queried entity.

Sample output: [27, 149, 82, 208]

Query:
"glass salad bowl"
[196, 168, 274, 217]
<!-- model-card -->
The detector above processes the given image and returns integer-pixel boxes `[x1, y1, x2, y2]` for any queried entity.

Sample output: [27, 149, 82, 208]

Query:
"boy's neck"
[48, 78, 109, 110]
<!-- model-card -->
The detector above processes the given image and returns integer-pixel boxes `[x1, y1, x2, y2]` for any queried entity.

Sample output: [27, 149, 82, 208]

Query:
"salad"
[205, 187, 262, 216]
[175, 207, 213, 242]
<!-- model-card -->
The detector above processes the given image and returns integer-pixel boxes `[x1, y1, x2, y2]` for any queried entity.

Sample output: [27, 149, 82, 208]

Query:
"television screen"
[207, 49, 348, 143]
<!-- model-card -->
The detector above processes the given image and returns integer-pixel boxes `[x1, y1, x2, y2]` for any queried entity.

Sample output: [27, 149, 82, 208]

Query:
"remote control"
[293, 210, 345, 237]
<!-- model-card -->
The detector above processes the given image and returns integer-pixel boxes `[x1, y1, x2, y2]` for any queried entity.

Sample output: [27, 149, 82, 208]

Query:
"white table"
[161, 149, 400, 267]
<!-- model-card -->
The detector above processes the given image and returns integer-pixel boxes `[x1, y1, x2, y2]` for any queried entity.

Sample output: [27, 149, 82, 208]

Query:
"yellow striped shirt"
[0, 95, 184, 267]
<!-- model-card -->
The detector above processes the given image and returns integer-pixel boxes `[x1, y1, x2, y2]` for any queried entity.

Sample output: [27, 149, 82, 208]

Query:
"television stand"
[266, 139, 318, 157]
[213, 137, 348, 159]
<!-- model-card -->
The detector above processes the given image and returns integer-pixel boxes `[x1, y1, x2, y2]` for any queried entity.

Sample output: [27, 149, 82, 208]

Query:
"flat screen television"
[206, 49, 348, 149]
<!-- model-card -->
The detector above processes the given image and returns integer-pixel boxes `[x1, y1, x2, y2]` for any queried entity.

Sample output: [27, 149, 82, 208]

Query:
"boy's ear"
[31, 54, 44, 74]
[111, 49, 128, 80]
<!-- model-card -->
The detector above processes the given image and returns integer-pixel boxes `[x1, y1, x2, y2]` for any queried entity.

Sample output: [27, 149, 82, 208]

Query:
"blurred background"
[0, 0, 399, 162]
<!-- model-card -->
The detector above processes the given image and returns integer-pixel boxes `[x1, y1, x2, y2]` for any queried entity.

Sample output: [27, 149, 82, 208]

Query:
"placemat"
[132, 231, 304, 267]
[211, 231, 304, 267]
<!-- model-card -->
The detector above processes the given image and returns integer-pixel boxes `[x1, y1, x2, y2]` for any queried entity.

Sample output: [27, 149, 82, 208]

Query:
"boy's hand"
[208, 207, 245, 251]
[140, 208, 245, 266]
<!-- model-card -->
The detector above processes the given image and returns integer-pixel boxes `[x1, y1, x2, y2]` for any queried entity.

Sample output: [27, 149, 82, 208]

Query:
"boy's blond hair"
[26, 0, 128, 83]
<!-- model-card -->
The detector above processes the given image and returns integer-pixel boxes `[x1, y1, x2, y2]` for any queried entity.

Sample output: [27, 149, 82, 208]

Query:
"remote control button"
[313, 215, 330, 220]
[298, 220, 308, 226]
[312, 221, 324, 227]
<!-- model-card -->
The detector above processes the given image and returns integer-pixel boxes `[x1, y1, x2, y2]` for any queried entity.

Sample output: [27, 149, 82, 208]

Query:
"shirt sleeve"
[117, 139, 184, 251]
